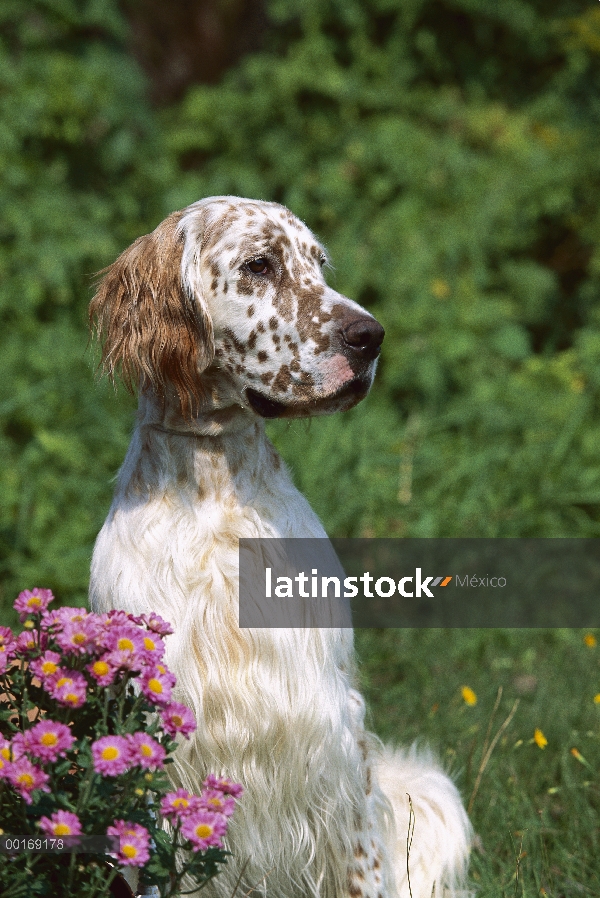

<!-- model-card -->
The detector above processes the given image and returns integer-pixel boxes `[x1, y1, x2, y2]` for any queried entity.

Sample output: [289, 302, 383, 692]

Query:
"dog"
[89, 196, 472, 898]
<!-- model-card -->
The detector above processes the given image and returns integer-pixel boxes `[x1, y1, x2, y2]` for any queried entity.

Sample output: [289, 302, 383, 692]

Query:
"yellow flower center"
[195, 823, 213, 839]
[28, 598, 42, 608]
[207, 797, 222, 808]
[148, 678, 162, 694]
[1, 747, 10, 760]
[42, 661, 58, 675]
[53, 823, 71, 836]
[64, 693, 79, 705]
[40, 733, 58, 747]
[17, 773, 34, 787]
[101, 746, 119, 761]
[172, 715, 183, 726]
[140, 744, 153, 757]
[93, 661, 110, 676]
[117, 637, 134, 651]
[143, 637, 155, 650]
[56, 677, 72, 688]
[122, 844, 139, 859]
[173, 798, 189, 809]
[72, 633, 86, 644]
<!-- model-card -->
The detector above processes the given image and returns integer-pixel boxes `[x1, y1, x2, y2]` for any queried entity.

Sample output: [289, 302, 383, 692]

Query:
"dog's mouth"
[246, 379, 369, 419]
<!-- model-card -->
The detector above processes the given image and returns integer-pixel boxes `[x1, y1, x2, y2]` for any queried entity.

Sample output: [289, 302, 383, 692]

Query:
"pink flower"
[14, 588, 54, 621]
[181, 810, 228, 851]
[8, 733, 27, 762]
[140, 666, 174, 706]
[160, 788, 202, 822]
[160, 701, 196, 738]
[0, 626, 16, 658]
[7, 757, 50, 804]
[54, 680, 87, 707]
[45, 670, 87, 707]
[15, 629, 45, 654]
[30, 651, 62, 681]
[55, 618, 99, 655]
[24, 720, 75, 763]
[139, 613, 174, 636]
[102, 624, 148, 671]
[38, 810, 82, 838]
[139, 631, 165, 659]
[107, 820, 150, 867]
[203, 774, 244, 798]
[92, 735, 132, 776]
[127, 732, 166, 770]
[200, 789, 236, 817]
[0, 737, 12, 778]
[86, 655, 117, 686]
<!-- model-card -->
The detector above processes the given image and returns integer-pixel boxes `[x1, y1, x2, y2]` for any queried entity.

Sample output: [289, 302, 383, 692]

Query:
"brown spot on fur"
[354, 843, 367, 859]
[269, 317, 278, 330]
[296, 287, 330, 353]
[236, 278, 254, 296]
[260, 371, 274, 384]
[257, 351, 268, 363]
[248, 330, 257, 350]
[247, 304, 255, 317]
[257, 321, 265, 333]
[223, 328, 246, 358]
[272, 364, 292, 393]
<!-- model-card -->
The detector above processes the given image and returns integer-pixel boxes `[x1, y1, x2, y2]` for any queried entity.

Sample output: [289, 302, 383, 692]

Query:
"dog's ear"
[90, 211, 214, 419]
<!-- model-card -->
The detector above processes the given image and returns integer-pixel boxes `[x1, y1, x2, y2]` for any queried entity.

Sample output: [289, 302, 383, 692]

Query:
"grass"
[355, 628, 600, 898]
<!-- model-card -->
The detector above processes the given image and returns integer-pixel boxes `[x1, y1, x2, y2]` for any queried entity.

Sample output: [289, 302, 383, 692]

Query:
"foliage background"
[2, 0, 600, 893]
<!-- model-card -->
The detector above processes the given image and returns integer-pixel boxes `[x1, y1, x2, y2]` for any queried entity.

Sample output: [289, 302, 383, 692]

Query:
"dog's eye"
[246, 258, 270, 275]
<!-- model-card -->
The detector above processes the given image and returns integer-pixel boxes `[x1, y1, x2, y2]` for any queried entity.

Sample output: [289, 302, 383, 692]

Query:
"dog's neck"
[137, 376, 259, 440]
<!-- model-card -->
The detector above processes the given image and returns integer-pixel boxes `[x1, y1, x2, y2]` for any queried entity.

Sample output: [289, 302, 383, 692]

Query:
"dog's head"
[90, 197, 384, 420]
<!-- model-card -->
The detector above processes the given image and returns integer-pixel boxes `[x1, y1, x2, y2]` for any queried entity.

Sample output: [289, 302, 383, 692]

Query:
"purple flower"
[38, 810, 82, 838]
[0, 737, 12, 778]
[127, 732, 166, 770]
[160, 788, 203, 822]
[7, 757, 50, 804]
[181, 810, 228, 851]
[0, 625, 16, 659]
[55, 618, 99, 655]
[14, 588, 54, 621]
[160, 701, 196, 738]
[45, 670, 87, 708]
[102, 624, 148, 671]
[107, 820, 150, 867]
[15, 629, 45, 654]
[86, 655, 117, 686]
[139, 613, 174, 636]
[30, 651, 62, 681]
[200, 789, 236, 817]
[203, 774, 244, 798]
[24, 720, 75, 763]
[92, 735, 132, 776]
[140, 666, 175, 705]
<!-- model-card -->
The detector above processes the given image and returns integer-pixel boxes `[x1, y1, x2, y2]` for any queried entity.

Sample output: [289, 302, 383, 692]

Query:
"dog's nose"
[341, 317, 385, 360]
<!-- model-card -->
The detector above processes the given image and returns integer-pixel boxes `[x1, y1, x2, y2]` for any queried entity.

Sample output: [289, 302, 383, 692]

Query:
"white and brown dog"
[89, 197, 471, 898]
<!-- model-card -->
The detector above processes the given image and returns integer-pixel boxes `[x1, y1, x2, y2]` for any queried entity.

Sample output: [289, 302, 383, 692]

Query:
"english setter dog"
[89, 197, 471, 898]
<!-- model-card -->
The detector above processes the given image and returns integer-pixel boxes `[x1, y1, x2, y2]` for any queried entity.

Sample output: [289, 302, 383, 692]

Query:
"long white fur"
[89, 197, 472, 898]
